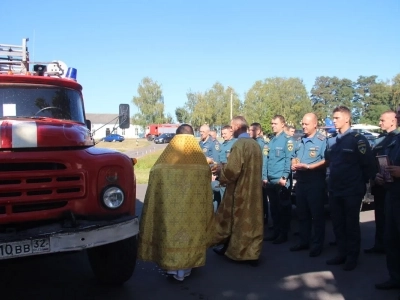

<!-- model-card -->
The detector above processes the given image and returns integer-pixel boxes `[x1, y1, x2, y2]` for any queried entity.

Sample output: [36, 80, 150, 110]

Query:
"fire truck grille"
[12, 201, 68, 213]
[0, 163, 85, 213]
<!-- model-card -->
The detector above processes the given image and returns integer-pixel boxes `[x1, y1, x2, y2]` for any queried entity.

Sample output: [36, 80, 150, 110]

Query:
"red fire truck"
[145, 123, 179, 140]
[0, 38, 138, 285]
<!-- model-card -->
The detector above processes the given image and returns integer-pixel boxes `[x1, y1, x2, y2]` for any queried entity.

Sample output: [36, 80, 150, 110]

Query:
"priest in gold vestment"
[138, 124, 214, 281]
[212, 116, 264, 264]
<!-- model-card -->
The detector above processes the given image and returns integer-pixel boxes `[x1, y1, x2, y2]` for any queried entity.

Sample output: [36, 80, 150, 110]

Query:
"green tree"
[353, 76, 392, 124]
[244, 77, 310, 132]
[182, 83, 241, 129]
[391, 73, 400, 110]
[310, 76, 354, 124]
[175, 107, 190, 123]
[131, 77, 166, 127]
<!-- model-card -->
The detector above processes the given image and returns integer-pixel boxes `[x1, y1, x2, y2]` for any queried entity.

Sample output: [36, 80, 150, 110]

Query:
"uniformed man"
[250, 122, 269, 225]
[199, 124, 221, 208]
[284, 125, 296, 137]
[263, 115, 294, 244]
[375, 106, 400, 291]
[249, 123, 265, 150]
[365, 111, 399, 254]
[290, 113, 327, 257]
[325, 106, 373, 271]
[199, 124, 220, 163]
[218, 125, 237, 200]
[210, 130, 218, 141]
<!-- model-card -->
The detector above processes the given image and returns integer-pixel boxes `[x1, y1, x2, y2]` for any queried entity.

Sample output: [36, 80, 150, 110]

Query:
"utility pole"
[228, 86, 233, 120]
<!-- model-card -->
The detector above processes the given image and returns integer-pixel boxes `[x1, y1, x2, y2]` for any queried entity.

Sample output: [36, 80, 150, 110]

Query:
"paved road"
[124, 140, 168, 159]
[0, 183, 397, 300]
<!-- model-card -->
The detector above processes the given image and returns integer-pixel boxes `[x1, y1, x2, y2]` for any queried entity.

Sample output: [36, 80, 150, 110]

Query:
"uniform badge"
[357, 141, 366, 154]
[203, 148, 208, 153]
[287, 140, 294, 151]
[263, 145, 269, 156]
[226, 150, 230, 158]
[309, 150, 316, 158]
[215, 143, 220, 151]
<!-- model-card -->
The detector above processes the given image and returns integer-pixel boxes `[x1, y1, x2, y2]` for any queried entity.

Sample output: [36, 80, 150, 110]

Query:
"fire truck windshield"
[0, 85, 85, 123]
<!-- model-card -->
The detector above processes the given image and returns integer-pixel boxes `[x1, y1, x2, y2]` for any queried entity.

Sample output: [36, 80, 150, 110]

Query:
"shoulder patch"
[357, 139, 367, 154]
[287, 140, 294, 151]
[263, 145, 269, 156]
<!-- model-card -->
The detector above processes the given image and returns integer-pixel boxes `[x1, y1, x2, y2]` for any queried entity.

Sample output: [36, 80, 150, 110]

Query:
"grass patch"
[134, 149, 164, 184]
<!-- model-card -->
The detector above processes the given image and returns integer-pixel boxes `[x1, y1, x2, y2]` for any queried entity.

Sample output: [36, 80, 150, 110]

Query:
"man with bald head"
[365, 111, 399, 255]
[290, 113, 327, 257]
[199, 124, 220, 163]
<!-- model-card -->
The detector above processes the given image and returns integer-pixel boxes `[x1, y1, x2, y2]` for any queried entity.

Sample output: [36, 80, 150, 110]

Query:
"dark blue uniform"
[367, 130, 399, 253]
[265, 132, 294, 242]
[325, 129, 372, 265]
[382, 133, 400, 284]
[293, 132, 327, 253]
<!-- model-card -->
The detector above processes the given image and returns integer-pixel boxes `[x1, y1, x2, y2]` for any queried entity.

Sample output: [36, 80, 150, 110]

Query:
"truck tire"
[87, 236, 137, 285]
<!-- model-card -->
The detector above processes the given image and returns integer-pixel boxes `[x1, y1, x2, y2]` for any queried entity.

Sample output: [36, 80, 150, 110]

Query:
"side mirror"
[119, 104, 130, 129]
[85, 119, 91, 129]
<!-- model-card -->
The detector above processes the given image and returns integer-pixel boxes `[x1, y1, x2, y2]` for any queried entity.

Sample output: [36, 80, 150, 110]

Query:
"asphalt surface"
[0, 145, 398, 299]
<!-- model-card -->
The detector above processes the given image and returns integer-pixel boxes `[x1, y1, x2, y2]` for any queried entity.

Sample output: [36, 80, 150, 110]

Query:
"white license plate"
[0, 238, 50, 259]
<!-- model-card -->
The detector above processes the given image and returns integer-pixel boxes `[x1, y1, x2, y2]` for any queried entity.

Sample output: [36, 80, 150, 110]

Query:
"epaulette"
[285, 135, 291, 138]
[393, 130, 400, 136]
[317, 134, 326, 141]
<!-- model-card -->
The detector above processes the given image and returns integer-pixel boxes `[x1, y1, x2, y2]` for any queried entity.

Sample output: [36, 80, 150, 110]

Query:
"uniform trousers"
[295, 179, 326, 250]
[262, 187, 269, 224]
[384, 191, 400, 284]
[329, 194, 363, 262]
[372, 186, 386, 249]
[266, 185, 291, 237]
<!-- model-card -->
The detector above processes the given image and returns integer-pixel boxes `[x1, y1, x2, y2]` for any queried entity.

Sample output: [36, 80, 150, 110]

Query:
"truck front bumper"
[0, 216, 139, 260]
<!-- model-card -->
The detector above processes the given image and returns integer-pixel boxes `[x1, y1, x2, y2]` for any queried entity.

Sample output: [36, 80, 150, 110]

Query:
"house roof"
[86, 113, 119, 124]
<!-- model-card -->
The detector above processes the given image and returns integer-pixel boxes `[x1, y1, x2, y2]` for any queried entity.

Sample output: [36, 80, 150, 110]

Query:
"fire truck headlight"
[102, 186, 124, 209]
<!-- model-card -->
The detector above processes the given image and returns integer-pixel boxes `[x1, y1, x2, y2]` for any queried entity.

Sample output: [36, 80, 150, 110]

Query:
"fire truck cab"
[0, 38, 138, 285]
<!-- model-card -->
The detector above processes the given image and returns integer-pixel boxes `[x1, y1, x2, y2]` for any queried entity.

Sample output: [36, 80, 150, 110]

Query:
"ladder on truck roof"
[0, 38, 30, 74]
[0, 38, 68, 77]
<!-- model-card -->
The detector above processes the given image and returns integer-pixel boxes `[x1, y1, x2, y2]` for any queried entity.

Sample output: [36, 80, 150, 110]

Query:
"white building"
[86, 113, 144, 140]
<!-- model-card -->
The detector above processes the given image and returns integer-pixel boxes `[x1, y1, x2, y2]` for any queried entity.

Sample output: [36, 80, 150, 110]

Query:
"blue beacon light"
[65, 67, 77, 81]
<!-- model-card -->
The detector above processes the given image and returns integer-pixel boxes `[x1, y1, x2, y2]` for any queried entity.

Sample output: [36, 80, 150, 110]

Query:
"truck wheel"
[87, 236, 137, 285]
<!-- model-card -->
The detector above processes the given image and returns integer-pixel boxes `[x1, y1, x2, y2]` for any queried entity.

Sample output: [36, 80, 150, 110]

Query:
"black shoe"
[309, 248, 322, 257]
[326, 256, 346, 265]
[343, 260, 357, 271]
[263, 234, 279, 241]
[213, 244, 227, 256]
[272, 235, 288, 244]
[290, 244, 309, 252]
[375, 280, 400, 290]
[364, 246, 385, 254]
[244, 259, 260, 267]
